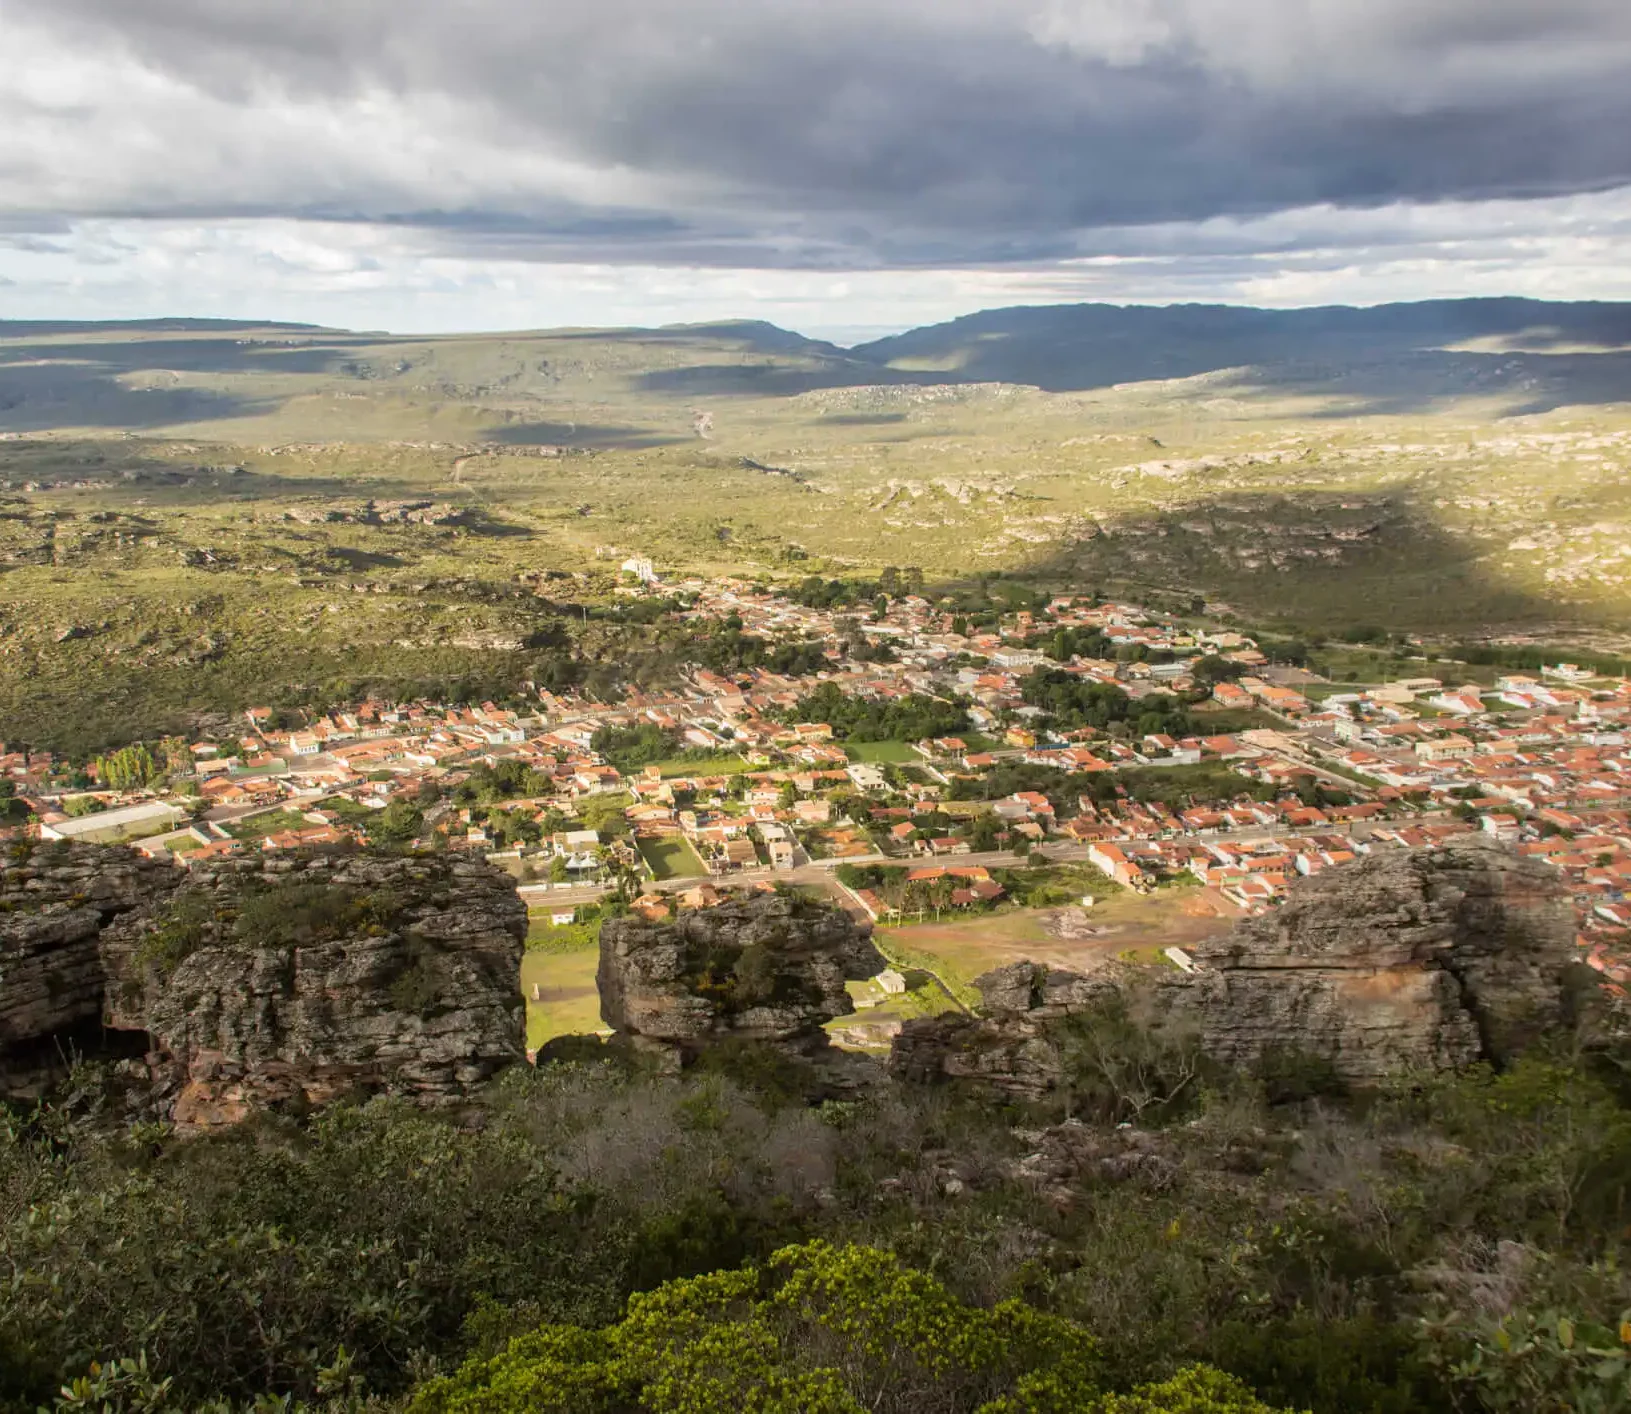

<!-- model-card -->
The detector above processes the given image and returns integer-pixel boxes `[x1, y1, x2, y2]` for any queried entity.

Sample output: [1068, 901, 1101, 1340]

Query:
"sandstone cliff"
[102, 852, 527, 1126]
[890, 961, 1116, 1101]
[596, 892, 886, 1071]
[2, 842, 527, 1125]
[892, 840, 1577, 1096]
[1, 840, 180, 1093]
[1168, 837, 1575, 1079]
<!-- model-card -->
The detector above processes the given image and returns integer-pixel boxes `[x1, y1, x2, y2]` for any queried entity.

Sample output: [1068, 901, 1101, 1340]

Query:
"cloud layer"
[2, 0, 1630, 326]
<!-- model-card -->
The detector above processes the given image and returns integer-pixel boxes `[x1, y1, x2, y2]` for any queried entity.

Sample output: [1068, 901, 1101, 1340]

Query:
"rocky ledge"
[893, 840, 1578, 1097]
[3, 843, 527, 1126]
[1, 841, 181, 1092]
[595, 891, 886, 1072]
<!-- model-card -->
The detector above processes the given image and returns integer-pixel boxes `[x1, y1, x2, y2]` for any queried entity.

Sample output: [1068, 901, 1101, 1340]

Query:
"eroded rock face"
[102, 853, 527, 1127]
[890, 962, 1117, 1101]
[891, 842, 1576, 1096]
[1, 841, 181, 1094]
[1166, 838, 1575, 1080]
[597, 892, 885, 1071]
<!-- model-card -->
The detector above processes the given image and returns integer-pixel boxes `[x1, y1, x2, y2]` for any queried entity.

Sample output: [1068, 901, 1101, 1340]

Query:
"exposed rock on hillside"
[890, 962, 1116, 1101]
[1, 841, 180, 1094]
[1, 842, 527, 1124]
[892, 841, 1575, 1096]
[597, 892, 886, 1072]
[102, 853, 527, 1128]
[1170, 838, 1575, 1079]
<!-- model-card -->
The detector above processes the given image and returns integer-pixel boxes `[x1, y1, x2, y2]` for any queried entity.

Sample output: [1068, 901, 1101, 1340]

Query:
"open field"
[877, 886, 1242, 994]
[638, 836, 709, 880]
[843, 740, 924, 764]
[521, 929, 603, 1048]
[222, 808, 311, 841]
[651, 754, 755, 778]
[4, 312, 1631, 754]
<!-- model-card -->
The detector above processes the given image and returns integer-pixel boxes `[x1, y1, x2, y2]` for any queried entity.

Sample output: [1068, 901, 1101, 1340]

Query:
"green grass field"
[650, 754, 755, 778]
[521, 938, 603, 1049]
[223, 808, 312, 841]
[844, 740, 923, 764]
[876, 886, 1238, 999]
[638, 836, 709, 880]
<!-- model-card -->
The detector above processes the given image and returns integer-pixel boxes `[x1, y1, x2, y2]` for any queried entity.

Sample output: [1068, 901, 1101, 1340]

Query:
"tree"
[371, 798, 424, 845]
[549, 855, 571, 885]
[967, 812, 1002, 852]
[580, 794, 631, 841]
[1192, 655, 1246, 686]
[410, 1241, 1297, 1414]
[93, 744, 159, 791]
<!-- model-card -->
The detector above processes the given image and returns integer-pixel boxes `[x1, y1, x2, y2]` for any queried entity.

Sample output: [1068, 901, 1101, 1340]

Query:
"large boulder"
[597, 892, 886, 1070]
[891, 841, 1578, 1097]
[1, 840, 181, 1096]
[101, 852, 527, 1127]
[1166, 837, 1576, 1079]
[890, 962, 1117, 1101]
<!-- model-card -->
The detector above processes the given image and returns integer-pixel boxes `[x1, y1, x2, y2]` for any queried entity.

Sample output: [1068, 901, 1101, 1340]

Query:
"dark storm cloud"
[5, 0, 1631, 266]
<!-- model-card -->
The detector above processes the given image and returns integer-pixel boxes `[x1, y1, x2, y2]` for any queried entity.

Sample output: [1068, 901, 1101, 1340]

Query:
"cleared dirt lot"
[878, 886, 1241, 991]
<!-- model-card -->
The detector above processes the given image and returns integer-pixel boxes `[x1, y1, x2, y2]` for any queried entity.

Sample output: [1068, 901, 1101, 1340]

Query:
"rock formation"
[890, 962, 1116, 1101]
[892, 840, 1577, 1096]
[596, 892, 886, 1072]
[2, 842, 527, 1125]
[1168, 837, 1576, 1079]
[1, 840, 181, 1094]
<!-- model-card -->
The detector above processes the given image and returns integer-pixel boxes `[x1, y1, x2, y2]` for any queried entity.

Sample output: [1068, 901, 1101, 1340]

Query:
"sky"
[3, 0, 1630, 342]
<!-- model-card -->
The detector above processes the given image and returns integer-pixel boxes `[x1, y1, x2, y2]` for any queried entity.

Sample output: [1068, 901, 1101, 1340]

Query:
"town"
[5, 568, 1629, 1003]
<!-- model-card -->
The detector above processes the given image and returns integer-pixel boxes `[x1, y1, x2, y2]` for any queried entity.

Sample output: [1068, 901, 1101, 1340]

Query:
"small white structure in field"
[876, 968, 908, 995]
[1079, 895, 1095, 909]
[1164, 946, 1198, 973]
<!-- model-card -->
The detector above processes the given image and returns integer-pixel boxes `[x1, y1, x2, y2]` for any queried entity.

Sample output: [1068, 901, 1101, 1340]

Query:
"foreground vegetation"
[4, 1019, 1629, 1412]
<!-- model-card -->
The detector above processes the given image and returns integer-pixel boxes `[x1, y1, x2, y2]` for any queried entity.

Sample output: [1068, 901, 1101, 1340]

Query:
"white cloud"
[4, 188, 1630, 338]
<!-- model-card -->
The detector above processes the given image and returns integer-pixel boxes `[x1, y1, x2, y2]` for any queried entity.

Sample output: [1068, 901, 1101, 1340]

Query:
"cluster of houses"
[4, 576, 1628, 991]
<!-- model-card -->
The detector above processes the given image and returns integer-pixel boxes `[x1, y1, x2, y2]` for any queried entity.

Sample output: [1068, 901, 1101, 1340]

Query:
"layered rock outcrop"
[1166, 838, 1575, 1078]
[890, 962, 1116, 1101]
[1, 841, 181, 1093]
[103, 853, 527, 1126]
[2, 842, 527, 1124]
[892, 840, 1577, 1096]
[596, 892, 886, 1072]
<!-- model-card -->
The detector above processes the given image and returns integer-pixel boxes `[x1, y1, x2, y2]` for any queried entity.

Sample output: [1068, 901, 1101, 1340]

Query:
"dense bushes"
[3, 1043, 1630, 1412]
[411, 1241, 1291, 1414]
[785, 682, 969, 742]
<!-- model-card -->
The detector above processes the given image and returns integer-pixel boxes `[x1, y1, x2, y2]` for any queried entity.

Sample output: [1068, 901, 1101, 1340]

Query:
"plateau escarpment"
[892, 840, 1578, 1098]
[2, 842, 526, 1125]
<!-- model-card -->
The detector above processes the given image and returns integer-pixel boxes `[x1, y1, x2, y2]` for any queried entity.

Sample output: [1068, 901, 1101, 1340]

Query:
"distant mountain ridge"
[846, 297, 1631, 392]
[0, 318, 330, 337]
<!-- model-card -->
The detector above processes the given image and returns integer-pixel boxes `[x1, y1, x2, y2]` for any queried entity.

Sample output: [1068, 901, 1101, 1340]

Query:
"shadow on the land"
[484, 421, 687, 449]
[0, 361, 276, 432]
[841, 300, 1631, 413]
[1011, 482, 1588, 637]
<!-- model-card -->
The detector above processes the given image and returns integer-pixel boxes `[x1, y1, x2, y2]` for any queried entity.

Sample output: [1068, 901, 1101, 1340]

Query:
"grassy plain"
[843, 740, 923, 764]
[877, 885, 1240, 994]
[650, 754, 754, 777]
[521, 918, 604, 1048]
[4, 316, 1631, 753]
[638, 836, 709, 880]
